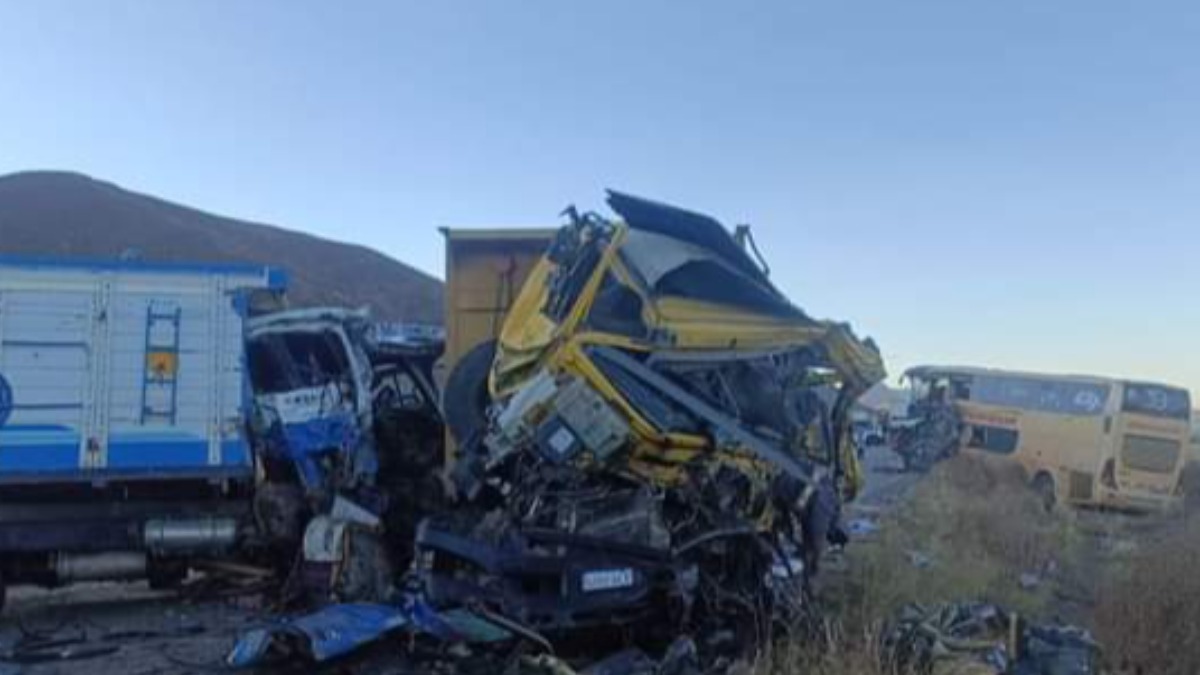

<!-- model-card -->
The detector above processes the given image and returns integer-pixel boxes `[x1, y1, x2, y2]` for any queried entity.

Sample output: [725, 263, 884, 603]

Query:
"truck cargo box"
[0, 257, 284, 482]
[439, 228, 553, 462]
[439, 228, 553, 372]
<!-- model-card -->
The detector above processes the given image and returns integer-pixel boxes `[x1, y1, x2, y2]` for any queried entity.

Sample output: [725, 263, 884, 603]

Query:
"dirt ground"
[0, 582, 433, 674]
[0, 583, 261, 674]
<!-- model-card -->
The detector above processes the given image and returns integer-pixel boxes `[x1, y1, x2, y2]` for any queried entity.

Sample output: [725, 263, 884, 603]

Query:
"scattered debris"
[846, 518, 880, 537]
[906, 550, 934, 569]
[227, 602, 413, 667]
[885, 602, 1098, 675]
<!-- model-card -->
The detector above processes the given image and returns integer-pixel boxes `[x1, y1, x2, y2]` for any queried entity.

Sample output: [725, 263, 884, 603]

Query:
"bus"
[902, 365, 1192, 512]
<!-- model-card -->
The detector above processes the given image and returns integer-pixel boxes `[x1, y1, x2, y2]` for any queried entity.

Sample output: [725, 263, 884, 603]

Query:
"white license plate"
[581, 568, 634, 592]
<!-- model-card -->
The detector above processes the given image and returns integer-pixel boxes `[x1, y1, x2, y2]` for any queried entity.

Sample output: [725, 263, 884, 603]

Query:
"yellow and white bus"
[903, 366, 1192, 512]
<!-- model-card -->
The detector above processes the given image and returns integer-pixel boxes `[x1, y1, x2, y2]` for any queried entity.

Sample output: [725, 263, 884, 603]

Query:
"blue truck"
[0, 257, 444, 605]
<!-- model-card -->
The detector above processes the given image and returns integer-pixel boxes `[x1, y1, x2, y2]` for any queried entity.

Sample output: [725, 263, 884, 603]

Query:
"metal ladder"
[140, 304, 182, 425]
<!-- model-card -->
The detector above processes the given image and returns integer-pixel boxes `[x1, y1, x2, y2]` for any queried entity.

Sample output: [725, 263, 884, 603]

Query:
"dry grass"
[762, 453, 1077, 674]
[754, 621, 889, 675]
[1182, 460, 1200, 513]
[840, 454, 1075, 623]
[765, 455, 1200, 674]
[1093, 483, 1200, 674]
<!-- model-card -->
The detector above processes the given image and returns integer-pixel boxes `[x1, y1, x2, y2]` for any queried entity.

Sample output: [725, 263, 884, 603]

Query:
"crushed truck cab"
[246, 308, 381, 498]
[433, 192, 884, 655]
[245, 308, 445, 597]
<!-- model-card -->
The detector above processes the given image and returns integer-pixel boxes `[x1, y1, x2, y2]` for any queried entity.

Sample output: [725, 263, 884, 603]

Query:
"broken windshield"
[620, 228, 798, 317]
[248, 330, 354, 394]
[1122, 383, 1191, 420]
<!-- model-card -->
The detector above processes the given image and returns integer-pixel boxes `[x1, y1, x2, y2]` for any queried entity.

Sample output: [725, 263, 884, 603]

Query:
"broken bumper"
[415, 516, 686, 633]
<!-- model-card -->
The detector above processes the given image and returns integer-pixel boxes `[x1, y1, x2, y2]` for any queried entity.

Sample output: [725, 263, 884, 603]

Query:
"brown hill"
[0, 171, 443, 323]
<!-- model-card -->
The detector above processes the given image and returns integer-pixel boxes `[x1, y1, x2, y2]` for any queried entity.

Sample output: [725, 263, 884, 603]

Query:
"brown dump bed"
[440, 227, 554, 372]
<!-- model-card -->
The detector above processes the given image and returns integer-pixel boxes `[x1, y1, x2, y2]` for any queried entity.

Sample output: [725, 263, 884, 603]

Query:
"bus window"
[1121, 383, 1191, 420]
[967, 425, 1019, 454]
[973, 375, 1109, 416]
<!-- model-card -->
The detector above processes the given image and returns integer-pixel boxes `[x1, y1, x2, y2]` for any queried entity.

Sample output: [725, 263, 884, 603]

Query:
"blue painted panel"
[0, 443, 79, 472]
[267, 267, 289, 290]
[228, 603, 411, 667]
[0, 425, 254, 479]
[222, 438, 250, 466]
[107, 440, 209, 469]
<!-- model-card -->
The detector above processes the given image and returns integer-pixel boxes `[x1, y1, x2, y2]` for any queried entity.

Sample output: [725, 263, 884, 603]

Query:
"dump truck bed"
[440, 228, 554, 372]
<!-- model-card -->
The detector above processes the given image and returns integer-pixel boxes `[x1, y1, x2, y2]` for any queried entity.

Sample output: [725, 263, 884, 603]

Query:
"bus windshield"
[1121, 383, 1191, 420]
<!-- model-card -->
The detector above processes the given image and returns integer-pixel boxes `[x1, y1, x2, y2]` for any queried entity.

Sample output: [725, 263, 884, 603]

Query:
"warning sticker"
[146, 351, 179, 379]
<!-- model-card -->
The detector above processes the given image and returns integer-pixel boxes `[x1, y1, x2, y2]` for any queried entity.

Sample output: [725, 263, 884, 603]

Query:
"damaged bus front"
[432, 192, 884, 654]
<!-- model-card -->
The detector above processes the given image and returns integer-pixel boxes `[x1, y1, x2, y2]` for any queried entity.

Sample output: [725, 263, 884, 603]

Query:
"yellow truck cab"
[426, 192, 884, 648]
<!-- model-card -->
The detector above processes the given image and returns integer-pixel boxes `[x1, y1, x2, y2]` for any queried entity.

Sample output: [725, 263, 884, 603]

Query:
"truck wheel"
[1032, 473, 1056, 512]
[443, 340, 496, 445]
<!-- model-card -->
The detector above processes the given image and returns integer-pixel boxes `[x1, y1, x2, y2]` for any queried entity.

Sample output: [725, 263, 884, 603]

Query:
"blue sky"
[1, 1, 1197, 395]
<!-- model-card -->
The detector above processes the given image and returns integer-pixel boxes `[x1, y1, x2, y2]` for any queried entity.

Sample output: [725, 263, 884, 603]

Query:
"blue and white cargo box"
[0, 257, 286, 482]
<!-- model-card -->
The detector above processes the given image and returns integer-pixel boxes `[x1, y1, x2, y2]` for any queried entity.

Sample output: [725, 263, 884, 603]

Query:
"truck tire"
[443, 340, 496, 445]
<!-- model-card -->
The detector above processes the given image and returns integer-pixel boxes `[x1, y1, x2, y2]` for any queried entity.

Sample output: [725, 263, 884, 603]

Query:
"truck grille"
[1121, 435, 1181, 474]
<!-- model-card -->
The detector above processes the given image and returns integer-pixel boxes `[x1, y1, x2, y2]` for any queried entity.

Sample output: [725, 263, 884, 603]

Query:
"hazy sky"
[1, 1, 1197, 395]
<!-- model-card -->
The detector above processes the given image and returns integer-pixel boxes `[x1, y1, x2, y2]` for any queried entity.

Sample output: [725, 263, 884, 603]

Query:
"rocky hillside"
[0, 171, 443, 323]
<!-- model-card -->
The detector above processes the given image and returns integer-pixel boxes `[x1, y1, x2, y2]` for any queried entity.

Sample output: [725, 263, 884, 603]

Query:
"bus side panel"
[1018, 412, 1108, 503]
[958, 401, 1111, 503]
[1110, 410, 1188, 507]
[0, 287, 93, 474]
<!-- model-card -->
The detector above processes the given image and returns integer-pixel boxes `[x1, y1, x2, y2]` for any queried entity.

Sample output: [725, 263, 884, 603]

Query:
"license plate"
[581, 568, 634, 592]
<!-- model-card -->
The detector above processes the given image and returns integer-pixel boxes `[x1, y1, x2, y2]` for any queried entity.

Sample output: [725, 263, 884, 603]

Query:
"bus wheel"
[1032, 473, 1056, 512]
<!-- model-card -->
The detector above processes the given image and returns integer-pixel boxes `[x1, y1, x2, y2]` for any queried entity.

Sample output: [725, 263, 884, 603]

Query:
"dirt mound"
[0, 171, 443, 323]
